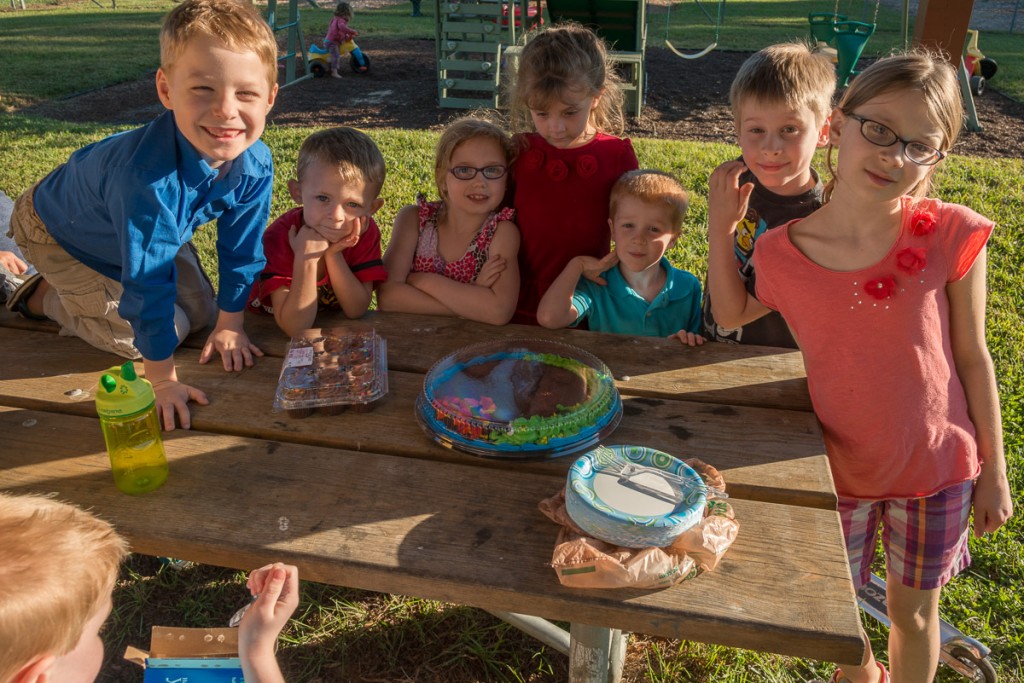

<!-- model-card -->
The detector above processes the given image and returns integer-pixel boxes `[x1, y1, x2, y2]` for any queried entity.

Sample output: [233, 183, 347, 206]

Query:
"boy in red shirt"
[248, 127, 387, 336]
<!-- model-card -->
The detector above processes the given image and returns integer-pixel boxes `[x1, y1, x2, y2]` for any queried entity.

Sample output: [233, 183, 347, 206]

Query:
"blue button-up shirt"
[34, 110, 272, 360]
[571, 257, 703, 337]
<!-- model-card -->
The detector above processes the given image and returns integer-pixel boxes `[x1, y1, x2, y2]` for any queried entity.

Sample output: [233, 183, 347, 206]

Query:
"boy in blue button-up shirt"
[537, 170, 704, 345]
[7, 0, 279, 430]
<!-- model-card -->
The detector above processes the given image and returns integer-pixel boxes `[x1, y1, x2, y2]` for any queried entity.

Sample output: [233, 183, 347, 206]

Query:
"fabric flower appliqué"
[895, 247, 927, 276]
[575, 154, 598, 179]
[910, 209, 937, 236]
[522, 149, 545, 172]
[545, 159, 569, 182]
[863, 275, 897, 300]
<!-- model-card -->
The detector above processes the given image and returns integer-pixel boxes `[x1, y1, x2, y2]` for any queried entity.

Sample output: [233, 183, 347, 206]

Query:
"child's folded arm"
[537, 252, 614, 329]
[403, 221, 520, 325]
[706, 160, 769, 329]
[378, 204, 457, 316]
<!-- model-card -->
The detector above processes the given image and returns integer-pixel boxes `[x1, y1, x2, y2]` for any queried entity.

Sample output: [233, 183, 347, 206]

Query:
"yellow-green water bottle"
[95, 361, 168, 495]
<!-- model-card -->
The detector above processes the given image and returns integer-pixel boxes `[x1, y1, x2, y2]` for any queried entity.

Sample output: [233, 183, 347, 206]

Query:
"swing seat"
[544, 0, 647, 115]
[808, 12, 846, 46]
[834, 20, 874, 88]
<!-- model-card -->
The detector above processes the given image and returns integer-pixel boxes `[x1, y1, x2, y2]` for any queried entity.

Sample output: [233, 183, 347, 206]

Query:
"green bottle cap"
[95, 361, 155, 418]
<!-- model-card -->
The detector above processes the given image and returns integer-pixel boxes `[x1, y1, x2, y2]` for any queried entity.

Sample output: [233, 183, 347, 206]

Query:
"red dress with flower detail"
[510, 132, 639, 324]
[753, 197, 994, 500]
[411, 194, 515, 283]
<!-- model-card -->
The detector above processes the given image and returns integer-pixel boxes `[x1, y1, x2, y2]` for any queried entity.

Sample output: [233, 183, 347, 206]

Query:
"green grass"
[1, 116, 1022, 682]
[2, 0, 1022, 104]
[1, 1, 1022, 680]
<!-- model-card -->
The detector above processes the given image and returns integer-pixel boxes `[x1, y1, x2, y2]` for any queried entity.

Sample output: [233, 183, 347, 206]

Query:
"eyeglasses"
[449, 165, 508, 180]
[846, 113, 946, 166]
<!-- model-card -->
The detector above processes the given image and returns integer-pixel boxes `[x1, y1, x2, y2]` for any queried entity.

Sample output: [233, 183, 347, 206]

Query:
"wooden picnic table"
[0, 309, 864, 681]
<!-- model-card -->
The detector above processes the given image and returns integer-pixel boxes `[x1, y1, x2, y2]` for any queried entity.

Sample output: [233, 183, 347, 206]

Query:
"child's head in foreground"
[156, 0, 279, 168]
[0, 493, 128, 683]
[826, 49, 962, 200]
[608, 170, 689, 271]
[291, 127, 387, 241]
[507, 23, 626, 144]
[433, 116, 516, 211]
[334, 1, 353, 19]
[729, 42, 836, 194]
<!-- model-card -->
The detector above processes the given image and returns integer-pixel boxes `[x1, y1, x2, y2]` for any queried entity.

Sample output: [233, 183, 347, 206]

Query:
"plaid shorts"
[839, 479, 974, 591]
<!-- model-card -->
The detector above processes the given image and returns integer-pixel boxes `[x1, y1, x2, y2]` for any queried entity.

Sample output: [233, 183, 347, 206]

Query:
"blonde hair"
[160, 0, 279, 89]
[825, 49, 962, 200]
[730, 42, 837, 125]
[334, 1, 353, 19]
[506, 23, 626, 136]
[434, 115, 516, 209]
[610, 170, 690, 234]
[297, 127, 387, 196]
[0, 493, 128, 681]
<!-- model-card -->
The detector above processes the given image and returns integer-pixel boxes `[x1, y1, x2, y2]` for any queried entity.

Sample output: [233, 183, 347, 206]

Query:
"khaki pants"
[9, 184, 217, 359]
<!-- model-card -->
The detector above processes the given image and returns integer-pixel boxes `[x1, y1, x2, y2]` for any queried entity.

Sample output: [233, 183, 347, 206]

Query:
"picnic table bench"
[0, 309, 865, 681]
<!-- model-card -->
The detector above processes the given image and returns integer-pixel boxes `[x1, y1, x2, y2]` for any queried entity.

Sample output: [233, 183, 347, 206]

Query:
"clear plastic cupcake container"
[273, 328, 388, 418]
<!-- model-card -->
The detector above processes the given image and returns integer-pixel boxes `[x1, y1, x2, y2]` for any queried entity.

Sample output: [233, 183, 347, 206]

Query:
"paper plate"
[416, 338, 621, 459]
[565, 445, 707, 548]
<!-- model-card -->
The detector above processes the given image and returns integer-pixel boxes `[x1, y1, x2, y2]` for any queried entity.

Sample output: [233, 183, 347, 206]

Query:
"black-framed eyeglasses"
[449, 165, 508, 180]
[846, 113, 946, 166]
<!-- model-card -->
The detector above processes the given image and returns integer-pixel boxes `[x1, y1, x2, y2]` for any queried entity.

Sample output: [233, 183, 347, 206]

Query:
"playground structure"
[808, 0, 880, 88]
[434, 0, 648, 115]
[434, 0, 543, 109]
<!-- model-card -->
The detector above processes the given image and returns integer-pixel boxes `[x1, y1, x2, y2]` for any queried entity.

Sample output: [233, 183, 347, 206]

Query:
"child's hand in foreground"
[200, 310, 264, 371]
[707, 160, 754, 236]
[239, 563, 300, 683]
[669, 330, 705, 347]
[0, 250, 28, 275]
[290, 224, 331, 262]
[577, 252, 618, 286]
[152, 378, 209, 431]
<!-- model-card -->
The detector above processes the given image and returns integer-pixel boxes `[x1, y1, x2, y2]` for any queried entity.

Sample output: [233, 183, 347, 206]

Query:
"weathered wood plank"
[0, 310, 811, 412]
[0, 328, 833, 507]
[0, 407, 864, 664]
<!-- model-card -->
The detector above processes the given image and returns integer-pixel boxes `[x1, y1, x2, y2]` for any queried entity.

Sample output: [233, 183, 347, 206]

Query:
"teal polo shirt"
[571, 257, 703, 337]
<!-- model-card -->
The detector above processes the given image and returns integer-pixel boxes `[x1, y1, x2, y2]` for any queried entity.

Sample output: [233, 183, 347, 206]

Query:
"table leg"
[486, 610, 570, 655]
[569, 623, 627, 683]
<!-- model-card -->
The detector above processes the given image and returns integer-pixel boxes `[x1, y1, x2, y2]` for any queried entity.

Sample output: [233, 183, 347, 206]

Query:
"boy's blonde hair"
[506, 23, 626, 136]
[609, 170, 689, 234]
[297, 127, 387, 196]
[334, 1, 353, 19]
[729, 42, 836, 126]
[434, 115, 516, 203]
[826, 49, 962, 200]
[0, 493, 128, 682]
[161, 0, 279, 89]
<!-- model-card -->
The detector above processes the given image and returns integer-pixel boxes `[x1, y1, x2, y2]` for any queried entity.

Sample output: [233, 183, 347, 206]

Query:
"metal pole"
[1011, 0, 1021, 33]
[486, 610, 572, 654]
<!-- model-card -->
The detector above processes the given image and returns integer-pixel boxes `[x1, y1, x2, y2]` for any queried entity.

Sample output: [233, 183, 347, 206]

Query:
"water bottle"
[95, 361, 169, 495]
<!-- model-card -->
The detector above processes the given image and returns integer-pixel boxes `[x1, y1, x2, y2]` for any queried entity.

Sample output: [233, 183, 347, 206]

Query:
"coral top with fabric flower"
[753, 197, 993, 500]
[411, 194, 514, 283]
[511, 132, 639, 324]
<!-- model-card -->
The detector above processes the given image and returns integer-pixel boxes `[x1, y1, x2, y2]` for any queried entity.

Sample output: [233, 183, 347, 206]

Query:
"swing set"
[662, 0, 725, 60]
[808, 0, 880, 87]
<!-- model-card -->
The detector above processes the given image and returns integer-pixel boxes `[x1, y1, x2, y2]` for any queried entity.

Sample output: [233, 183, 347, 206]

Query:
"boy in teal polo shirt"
[537, 170, 704, 344]
[6, 0, 279, 430]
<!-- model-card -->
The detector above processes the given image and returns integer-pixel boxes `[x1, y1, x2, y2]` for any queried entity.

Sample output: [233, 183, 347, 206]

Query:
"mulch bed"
[21, 39, 1024, 159]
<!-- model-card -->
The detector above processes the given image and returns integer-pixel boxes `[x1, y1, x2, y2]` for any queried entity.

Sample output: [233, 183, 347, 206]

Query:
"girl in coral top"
[505, 23, 639, 324]
[714, 52, 1013, 683]
[379, 117, 520, 325]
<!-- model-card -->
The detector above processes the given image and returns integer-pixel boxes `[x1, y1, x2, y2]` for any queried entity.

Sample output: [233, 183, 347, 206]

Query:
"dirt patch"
[21, 38, 1024, 159]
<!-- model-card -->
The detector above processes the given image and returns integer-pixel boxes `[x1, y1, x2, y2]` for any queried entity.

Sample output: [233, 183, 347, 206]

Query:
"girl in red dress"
[505, 23, 640, 324]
